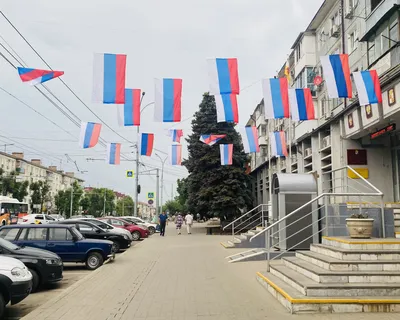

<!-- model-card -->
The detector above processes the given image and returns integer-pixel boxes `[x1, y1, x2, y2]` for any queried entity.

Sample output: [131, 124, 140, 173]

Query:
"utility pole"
[103, 190, 106, 216]
[160, 160, 164, 214]
[69, 187, 73, 218]
[134, 124, 140, 217]
[340, 0, 347, 109]
[156, 168, 159, 219]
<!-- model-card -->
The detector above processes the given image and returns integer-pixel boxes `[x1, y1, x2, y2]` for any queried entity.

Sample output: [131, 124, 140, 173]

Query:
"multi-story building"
[249, 0, 400, 205]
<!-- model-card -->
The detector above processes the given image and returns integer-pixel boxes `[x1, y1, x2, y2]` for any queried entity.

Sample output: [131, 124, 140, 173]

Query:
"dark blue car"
[0, 224, 114, 270]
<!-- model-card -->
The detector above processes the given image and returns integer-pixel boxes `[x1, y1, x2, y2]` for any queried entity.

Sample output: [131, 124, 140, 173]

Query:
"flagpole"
[268, 133, 272, 222]
[288, 118, 292, 171]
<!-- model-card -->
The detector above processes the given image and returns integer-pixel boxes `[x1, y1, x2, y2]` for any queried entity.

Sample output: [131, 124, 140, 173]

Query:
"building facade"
[249, 0, 400, 205]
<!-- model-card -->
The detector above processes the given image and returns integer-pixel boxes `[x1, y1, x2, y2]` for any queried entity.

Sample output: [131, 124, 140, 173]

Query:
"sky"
[0, 0, 324, 202]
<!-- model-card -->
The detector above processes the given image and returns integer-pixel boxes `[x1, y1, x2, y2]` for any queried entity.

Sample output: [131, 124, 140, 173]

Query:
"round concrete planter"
[346, 218, 374, 239]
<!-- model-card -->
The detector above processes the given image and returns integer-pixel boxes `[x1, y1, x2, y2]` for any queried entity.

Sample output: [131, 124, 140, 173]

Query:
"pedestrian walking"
[175, 212, 183, 235]
[159, 211, 168, 236]
[185, 212, 193, 234]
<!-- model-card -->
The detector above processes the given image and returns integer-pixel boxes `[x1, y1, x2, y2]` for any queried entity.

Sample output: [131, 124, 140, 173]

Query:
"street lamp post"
[155, 154, 168, 215]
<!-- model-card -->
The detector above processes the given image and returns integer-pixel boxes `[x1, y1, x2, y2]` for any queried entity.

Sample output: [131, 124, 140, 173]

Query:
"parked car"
[0, 225, 114, 270]
[123, 216, 157, 235]
[98, 217, 149, 241]
[0, 234, 62, 292]
[118, 217, 150, 234]
[76, 218, 133, 240]
[18, 214, 56, 225]
[55, 220, 131, 252]
[0, 256, 32, 318]
[49, 214, 65, 221]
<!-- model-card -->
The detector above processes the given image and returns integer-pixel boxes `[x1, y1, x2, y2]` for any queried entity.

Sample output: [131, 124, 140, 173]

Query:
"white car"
[77, 218, 133, 240]
[0, 256, 32, 318]
[124, 216, 157, 234]
[49, 214, 65, 221]
[18, 214, 56, 224]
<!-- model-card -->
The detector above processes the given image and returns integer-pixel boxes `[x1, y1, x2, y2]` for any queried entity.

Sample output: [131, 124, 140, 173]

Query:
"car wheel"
[85, 252, 104, 270]
[148, 227, 155, 235]
[132, 231, 141, 241]
[112, 241, 120, 253]
[29, 269, 40, 292]
[0, 294, 4, 319]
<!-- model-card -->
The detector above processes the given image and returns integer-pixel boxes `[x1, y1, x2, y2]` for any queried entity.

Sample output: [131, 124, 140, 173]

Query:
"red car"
[98, 217, 149, 241]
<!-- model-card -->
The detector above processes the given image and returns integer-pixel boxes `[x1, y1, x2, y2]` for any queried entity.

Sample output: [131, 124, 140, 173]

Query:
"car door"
[47, 227, 79, 262]
[77, 223, 100, 240]
[19, 227, 48, 250]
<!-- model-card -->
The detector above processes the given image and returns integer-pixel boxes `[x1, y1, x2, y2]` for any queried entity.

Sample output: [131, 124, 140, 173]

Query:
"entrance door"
[392, 149, 400, 202]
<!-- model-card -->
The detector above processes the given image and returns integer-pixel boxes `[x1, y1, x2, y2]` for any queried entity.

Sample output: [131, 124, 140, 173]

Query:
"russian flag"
[289, 88, 316, 121]
[92, 53, 126, 104]
[169, 144, 182, 165]
[352, 70, 382, 106]
[320, 54, 352, 98]
[220, 144, 233, 165]
[140, 133, 154, 156]
[262, 78, 290, 119]
[107, 143, 121, 165]
[242, 126, 260, 153]
[124, 89, 141, 126]
[17, 67, 64, 85]
[154, 78, 182, 122]
[169, 129, 183, 143]
[79, 122, 102, 149]
[270, 131, 288, 157]
[199, 134, 226, 146]
[207, 58, 240, 95]
[215, 94, 239, 123]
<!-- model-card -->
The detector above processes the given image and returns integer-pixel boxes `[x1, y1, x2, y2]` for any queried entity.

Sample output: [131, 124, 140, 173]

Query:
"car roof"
[61, 220, 98, 226]
[1, 224, 72, 229]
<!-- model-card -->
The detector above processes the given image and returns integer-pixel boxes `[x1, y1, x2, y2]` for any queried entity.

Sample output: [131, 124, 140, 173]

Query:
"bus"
[0, 196, 29, 225]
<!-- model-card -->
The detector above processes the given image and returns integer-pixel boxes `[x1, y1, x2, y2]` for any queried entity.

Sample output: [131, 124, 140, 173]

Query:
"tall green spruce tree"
[184, 93, 253, 221]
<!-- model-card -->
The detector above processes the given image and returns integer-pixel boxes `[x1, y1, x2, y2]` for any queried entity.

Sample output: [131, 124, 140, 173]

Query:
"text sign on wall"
[370, 123, 396, 140]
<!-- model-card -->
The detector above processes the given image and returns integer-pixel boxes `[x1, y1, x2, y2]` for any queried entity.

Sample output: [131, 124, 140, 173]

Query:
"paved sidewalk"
[22, 223, 399, 320]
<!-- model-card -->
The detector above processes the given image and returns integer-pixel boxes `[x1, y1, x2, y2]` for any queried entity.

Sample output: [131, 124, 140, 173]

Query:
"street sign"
[126, 170, 134, 178]
[148, 199, 154, 205]
[147, 192, 155, 199]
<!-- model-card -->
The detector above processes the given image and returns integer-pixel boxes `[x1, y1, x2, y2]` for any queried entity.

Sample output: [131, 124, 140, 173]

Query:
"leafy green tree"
[54, 182, 83, 217]
[0, 169, 29, 201]
[30, 181, 51, 213]
[162, 200, 183, 215]
[184, 93, 253, 221]
[116, 196, 134, 216]
[175, 178, 188, 210]
[85, 188, 116, 217]
[80, 196, 91, 212]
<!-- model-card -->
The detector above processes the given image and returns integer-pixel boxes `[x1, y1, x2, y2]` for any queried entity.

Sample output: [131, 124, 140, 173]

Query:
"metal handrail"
[222, 204, 267, 230]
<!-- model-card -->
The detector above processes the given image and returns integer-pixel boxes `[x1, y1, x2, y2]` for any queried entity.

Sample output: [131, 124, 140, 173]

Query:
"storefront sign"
[370, 123, 396, 140]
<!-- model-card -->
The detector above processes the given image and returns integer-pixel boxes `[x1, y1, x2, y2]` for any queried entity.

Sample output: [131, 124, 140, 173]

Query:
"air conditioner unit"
[305, 148, 312, 157]
[331, 24, 340, 38]
[345, 6, 354, 19]
[322, 136, 331, 149]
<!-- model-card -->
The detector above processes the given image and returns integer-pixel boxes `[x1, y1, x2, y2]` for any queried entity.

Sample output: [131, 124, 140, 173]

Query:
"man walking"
[159, 211, 168, 236]
[185, 212, 193, 234]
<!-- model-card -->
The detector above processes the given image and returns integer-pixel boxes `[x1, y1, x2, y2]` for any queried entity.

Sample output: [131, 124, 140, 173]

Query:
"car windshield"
[89, 219, 112, 230]
[70, 226, 84, 240]
[0, 237, 20, 251]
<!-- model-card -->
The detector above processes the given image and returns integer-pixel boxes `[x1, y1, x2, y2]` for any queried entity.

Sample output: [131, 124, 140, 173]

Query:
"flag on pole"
[169, 144, 182, 165]
[241, 126, 260, 153]
[92, 53, 126, 104]
[140, 133, 154, 156]
[289, 88, 316, 121]
[107, 143, 121, 165]
[262, 78, 290, 119]
[207, 58, 240, 95]
[17, 67, 64, 85]
[154, 78, 182, 122]
[215, 94, 239, 123]
[123, 88, 141, 126]
[199, 134, 226, 146]
[79, 122, 102, 149]
[220, 144, 233, 165]
[270, 131, 288, 157]
[168, 129, 183, 143]
[352, 70, 382, 106]
[320, 54, 352, 98]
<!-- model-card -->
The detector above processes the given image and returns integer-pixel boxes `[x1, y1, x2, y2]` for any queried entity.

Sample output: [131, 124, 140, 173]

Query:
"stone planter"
[346, 218, 374, 239]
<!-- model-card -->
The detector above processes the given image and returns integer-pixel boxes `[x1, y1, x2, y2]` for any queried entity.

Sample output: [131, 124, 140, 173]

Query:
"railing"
[223, 204, 268, 237]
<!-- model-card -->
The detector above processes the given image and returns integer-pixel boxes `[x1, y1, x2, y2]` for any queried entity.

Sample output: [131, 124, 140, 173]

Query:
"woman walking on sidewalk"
[175, 212, 183, 235]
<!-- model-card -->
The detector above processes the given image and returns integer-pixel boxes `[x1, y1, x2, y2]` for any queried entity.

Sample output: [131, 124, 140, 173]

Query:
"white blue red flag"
[241, 126, 260, 153]
[107, 143, 121, 165]
[17, 67, 64, 85]
[123, 89, 141, 126]
[139, 133, 154, 156]
[220, 144, 233, 166]
[207, 58, 240, 95]
[92, 53, 126, 104]
[154, 78, 182, 122]
[320, 54, 352, 98]
[288, 88, 315, 121]
[262, 78, 290, 119]
[169, 144, 182, 165]
[215, 94, 239, 123]
[79, 122, 102, 149]
[270, 131, 288, 157]
[199, 134, 226, 146]
[352, 70, 382, 106]
[168, 129, 183, 143]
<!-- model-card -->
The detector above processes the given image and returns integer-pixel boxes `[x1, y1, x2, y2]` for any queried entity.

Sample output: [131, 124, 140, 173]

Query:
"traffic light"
[137, 185, 141, 194]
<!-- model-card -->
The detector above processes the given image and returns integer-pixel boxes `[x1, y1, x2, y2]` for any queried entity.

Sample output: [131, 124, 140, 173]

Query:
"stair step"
[283, 256, 400, 283]
[256, 271, 400, 313]
[226, 248, 266, 263]
[297, 250, 400, 271]
[220, 241, 234, 249]
[322, 236, 400, 250]
[269, 261, 400, 297]
[232, 238, 241, 244]
[397, 233, 400, 239]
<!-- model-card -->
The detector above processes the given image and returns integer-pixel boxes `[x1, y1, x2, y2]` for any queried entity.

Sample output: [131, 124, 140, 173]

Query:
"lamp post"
[155, 154, 168, 214]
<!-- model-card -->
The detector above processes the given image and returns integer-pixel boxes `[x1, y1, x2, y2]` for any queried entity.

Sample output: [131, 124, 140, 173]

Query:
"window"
[48, 228, 74, 241]
[35, 215, 44, 220]
[348, 30, 358, 52]
[368, 38, 376, 65]
[111, 219, 124, 226]
[331, 11, 339, 28]
[17, 228, 28, 240]
[27, 228, 47, 241]
[0, 228, 19, 241]
[296, 44, 301, 62]
[45, 215, 55, 221]
[320, 97, 326, 117]
[78, 223, 95, 232]
[371, 0, 383, 12]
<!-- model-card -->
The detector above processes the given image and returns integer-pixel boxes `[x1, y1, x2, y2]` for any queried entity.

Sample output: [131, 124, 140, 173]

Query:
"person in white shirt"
[185, 213, 193, 234]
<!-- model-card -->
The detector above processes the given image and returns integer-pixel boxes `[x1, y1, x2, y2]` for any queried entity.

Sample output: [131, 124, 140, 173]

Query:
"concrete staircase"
[220, 226, 265, 249]
[256, 236, 400, 313]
